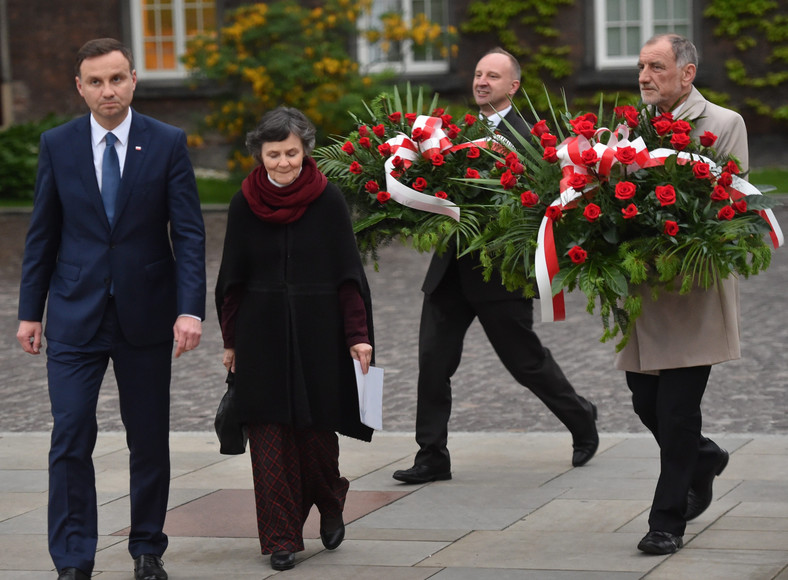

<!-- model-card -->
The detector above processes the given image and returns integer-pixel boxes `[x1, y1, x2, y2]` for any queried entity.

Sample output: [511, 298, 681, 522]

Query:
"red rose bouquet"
[470, 96, 783, 347]
[313, 86, 504, 258]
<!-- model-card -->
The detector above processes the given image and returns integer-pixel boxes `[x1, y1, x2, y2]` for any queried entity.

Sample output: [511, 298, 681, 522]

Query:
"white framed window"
[130, 0, 216, 79]
[595, 0, 692, 69]
[357, 0, 451, 75]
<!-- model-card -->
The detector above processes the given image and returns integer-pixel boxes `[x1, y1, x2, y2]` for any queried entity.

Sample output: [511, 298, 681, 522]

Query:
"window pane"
[654, 0, 667, 20]
[607, 28, 622, 57]
[626, 25, 640, 55]
[675, 0, 690, 18]
[606, 0, 621, 21]
[674, 24, 689, 36]
[626, 0, 639, 19]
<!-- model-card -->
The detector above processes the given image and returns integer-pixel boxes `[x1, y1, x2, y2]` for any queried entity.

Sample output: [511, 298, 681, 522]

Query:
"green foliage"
[183, 0, 455, 172]
[704, 0, 787, 125]
[0, 115, 70, 200]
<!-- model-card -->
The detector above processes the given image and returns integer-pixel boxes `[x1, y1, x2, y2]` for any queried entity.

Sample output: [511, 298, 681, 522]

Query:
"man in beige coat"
[617, 34, 747, 555]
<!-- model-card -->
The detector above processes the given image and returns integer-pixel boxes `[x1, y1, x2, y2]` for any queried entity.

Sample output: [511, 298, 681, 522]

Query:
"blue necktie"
[101, 132, 120, 225]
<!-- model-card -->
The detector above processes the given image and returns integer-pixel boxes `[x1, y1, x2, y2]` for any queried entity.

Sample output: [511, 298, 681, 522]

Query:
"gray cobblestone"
[2, 205, 787, 434]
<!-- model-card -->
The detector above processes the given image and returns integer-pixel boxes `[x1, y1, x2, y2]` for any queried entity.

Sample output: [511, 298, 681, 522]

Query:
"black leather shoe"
[572, 403, 599, 467]
[637, 530, 684, 554]
[133, 554, 167, 580]
[320, 516, 345, 550]
[685, 448, 729, 521]
[57, 568, 90, 580]
[392, 464, 451, 483]
[270, 551, 295, 571]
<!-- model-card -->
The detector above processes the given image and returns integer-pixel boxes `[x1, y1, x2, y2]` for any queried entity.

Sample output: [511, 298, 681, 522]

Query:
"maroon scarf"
[242, 156, 328, 224]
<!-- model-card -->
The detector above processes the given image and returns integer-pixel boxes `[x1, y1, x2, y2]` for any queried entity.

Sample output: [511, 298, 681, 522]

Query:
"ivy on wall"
[704, 0, 787, 121]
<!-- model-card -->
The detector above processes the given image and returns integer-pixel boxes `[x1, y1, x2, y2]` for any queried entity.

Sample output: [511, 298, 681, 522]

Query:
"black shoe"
[270, 551, 295, 571]
[684, 448, 729, 521]
[572, 403, 599, 467]
[57, 568, 90, 580]
[320, 516, 345, 550]
[637, 530, 684, 554]
[133, 554, 167, 580]
[392, 464, 452, 484]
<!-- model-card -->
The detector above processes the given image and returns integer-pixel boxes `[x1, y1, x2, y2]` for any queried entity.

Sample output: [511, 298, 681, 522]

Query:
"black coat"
[215, 183, 374, 442]
[422, 109, 531, 301]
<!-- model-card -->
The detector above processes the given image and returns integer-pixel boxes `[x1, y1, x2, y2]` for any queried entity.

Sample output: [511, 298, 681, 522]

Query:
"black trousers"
[413, 271, 595, 468]
[626, 366, 723, 536]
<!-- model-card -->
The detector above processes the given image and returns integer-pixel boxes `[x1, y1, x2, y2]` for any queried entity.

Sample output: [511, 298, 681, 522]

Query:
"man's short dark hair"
[75, 38, 135, 77]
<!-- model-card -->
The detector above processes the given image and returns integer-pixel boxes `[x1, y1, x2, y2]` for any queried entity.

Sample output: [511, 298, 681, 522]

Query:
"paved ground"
[1, 206, 787, 435]
[1, 205, 787, 579]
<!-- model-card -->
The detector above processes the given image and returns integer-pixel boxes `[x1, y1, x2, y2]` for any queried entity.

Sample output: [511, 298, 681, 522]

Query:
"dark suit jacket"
[18, 109, 206, 347]
[422, 108, 530, 301]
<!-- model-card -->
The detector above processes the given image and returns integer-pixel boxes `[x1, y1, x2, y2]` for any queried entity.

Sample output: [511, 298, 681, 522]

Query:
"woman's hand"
[223, 348, 236, 373]
[350, 342, 372, 374]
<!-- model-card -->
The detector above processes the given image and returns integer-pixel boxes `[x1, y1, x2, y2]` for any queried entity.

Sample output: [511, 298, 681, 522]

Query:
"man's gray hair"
[646, 34, 698, 69]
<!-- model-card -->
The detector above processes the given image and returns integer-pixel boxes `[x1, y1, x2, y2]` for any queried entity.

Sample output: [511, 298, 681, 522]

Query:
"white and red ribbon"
[536, 139, 783, 323]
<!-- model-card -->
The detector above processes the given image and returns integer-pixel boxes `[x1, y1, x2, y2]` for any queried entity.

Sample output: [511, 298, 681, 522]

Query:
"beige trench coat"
[615, 87, 748, 373]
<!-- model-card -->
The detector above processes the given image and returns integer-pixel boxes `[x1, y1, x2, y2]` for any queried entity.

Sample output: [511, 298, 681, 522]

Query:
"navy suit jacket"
[18, 110, 206, 347]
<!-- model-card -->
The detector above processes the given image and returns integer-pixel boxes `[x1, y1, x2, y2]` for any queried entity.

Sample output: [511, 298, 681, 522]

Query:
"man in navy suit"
[16, 38, 206, 580]
[393, 48, 598, 484]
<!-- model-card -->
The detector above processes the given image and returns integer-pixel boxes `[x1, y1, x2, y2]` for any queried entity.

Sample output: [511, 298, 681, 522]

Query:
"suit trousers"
[414, 269, 596, 468]
[45, 299, 172, 573]
[626, 366, 722, 536]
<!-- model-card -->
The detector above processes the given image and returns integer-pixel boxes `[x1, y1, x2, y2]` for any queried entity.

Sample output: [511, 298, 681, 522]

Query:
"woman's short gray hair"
[246, 107, 317, 164]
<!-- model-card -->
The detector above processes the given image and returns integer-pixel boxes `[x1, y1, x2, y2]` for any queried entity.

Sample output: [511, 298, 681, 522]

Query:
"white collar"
[90, 109, 132, 146]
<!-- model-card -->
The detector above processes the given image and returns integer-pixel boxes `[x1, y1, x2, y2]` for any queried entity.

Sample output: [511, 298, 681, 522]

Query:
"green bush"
[0, 115, 69, 200]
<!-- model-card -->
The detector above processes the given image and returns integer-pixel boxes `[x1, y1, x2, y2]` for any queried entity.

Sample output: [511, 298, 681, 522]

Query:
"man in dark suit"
[393, 48, 598, 484]
[16, 38, 206, 580]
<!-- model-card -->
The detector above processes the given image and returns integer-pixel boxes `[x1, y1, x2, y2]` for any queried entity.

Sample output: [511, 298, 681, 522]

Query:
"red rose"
[615, 105, 639, 128]
[717, 205, 736, 220]
[671, 120, 692, 134]
[413, 177, 428, 192]
[652, 118, 673, 136]
[568, 245, 587, 264]
[530, 119, 550, 137]
[495, 161, 506, 169]
[693, 162, 711, 179]
[405, 113, 418, 125]
[583, 203, 602, 222]
[364, 180, 379, 194]
[711, 185, 729, 201]
[615, 146, 637, 165]
[505, 151, 518, 165]
[373, 124, 386, 137]
[349, 161, 363, 174]
[431, 152, 445, 166]
[341, 141, 355, 154]
[441, 114, 453, 125]
[520, 190, 539, 207]
[446, 124, 460, 139]
[663, 220, 679, 236]
[726, 160, 740, 175]
[615, 181, 637, 200]
[571, 119, 596, 139]
[464, 114, 477, 126]
[411, 127, 426, 142]
[358, 125, 369, 137]
[509, 160, 525, 175]
[718, 172, 733, 187]
[581, 148, 599, 166]
[500, 170, 518, 190]
[733, 199, 748, 213]
[567, 173, 587, 190]
[388, 112, 402, 123]
[655, 184, 676, 206]
[391, 155, 405, 168]
[466, 146, 481, 159]
[376, 191, 391, 204]
[541, 133, 557, 148]
[545, 205, 563, 221]
[670, 132, 691, 151]
[543, 146, 559, 163]
[465, 168, 480, 178]
[435, 190, 448, 199]
[621, 203, 638, 219]
[432, 107, 445, 116]
[358, 137, 372, 149]
[377, 143, 392, 157]
[699, 131, 718, 147]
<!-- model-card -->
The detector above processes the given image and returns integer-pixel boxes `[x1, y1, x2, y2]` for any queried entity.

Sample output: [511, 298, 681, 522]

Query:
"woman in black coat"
[216, 107, 374, 572]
